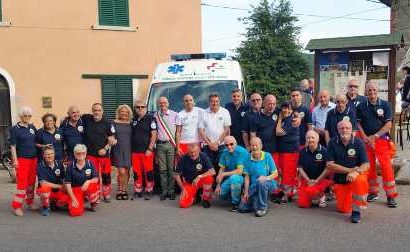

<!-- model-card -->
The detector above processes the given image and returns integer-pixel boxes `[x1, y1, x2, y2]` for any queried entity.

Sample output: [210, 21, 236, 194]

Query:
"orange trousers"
[88, 156, 112, 197]
[36, 185, 70, 208]
[366, 138, 398, 198]
[179, 175, 214, 208]
[11, 157, 37, 209]
[68, 183, 100, 217]
[276, 152, 299, 197]
[334, 174, 368, 213]
[297, 179, 333, 208]
[132, 152, 155, 193]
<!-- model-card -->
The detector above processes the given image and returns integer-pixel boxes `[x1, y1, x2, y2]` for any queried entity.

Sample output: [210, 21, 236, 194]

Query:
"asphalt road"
[0, 170, 409, 252]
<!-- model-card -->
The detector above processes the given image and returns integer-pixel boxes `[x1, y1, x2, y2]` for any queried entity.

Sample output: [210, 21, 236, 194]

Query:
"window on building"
[101, 77, 133, 119]
[99, 0, 130, 27]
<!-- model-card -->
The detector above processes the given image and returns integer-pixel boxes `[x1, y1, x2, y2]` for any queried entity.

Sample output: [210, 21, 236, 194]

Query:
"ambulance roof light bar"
[171, 53, 227, 61]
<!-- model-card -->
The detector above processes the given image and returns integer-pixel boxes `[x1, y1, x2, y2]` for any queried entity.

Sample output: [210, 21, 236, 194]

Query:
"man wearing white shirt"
[175, 94, 203, 156]
[199, 93, 231, 173]
[312, 90, 335, 144]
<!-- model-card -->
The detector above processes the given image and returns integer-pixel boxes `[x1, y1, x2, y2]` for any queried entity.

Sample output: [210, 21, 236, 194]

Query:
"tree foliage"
[236, 0, 309, 102]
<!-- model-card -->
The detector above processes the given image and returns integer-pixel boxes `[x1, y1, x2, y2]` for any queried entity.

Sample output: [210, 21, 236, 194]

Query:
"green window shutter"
[0, 0, 2, 22]
[101, 77, 133, 120]
[99, 0, 129, 27]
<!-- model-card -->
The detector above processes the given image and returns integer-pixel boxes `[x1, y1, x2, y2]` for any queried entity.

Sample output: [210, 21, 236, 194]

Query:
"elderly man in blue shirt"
[215, 136, 248, 212]
[312, 90, 335, 144]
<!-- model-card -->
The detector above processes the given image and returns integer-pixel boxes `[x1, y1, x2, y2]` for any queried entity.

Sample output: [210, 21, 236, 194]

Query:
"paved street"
[0, 170, 409, 252]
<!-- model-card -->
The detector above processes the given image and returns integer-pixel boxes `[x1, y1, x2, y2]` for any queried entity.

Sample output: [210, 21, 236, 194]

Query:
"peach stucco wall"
[0, 0, 201, 125]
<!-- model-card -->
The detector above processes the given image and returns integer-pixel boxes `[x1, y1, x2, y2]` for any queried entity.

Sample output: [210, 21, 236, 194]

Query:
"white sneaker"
[318, 195, 326, 208]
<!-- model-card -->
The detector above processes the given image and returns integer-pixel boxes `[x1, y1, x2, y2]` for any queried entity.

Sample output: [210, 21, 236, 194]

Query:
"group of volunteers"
[8, 78, 399, 223]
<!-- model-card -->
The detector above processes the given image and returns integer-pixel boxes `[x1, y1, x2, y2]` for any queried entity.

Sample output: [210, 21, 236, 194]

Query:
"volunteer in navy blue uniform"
[64, 144, 100, 217]
[238, 137, 278, 217]
[276, 101, 300, 202]
[36, 146, 68, 216]
[241, 92, 262, 149]
[225, 88, 249, 147]
[131, 100, 157, 200]
[324, 94, 357, 145]
[357, 82, 398, 208]
[346, 79, 367, 113]
[61, 106, 84, 159]
[9, 107, 39, 217]
[35, 113, 64, 161]
[326, 120, 369, 223]
[174, 144, 216, 208]
[250, 94, 279, 162]
[82, 103, 116, 202]
[290, 87, 313, 146]
[297, 130, 332, 208]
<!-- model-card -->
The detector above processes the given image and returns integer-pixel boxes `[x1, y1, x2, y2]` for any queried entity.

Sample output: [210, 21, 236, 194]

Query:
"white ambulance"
[146, 53, 245, 112]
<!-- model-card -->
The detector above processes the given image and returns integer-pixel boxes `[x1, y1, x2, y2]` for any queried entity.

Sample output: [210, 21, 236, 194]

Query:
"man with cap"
[326, 120, 369, 223]
[215, 136, 248, 211]
[356, 81, 398, 208]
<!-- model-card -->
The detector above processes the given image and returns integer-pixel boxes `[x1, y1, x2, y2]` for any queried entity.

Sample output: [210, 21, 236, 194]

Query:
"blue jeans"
[239, 180, 278, 212]
[219, 175, 244, 205]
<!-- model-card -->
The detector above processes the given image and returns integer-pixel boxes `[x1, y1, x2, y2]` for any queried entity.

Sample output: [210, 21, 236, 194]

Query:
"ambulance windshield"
[147, 80, 238, 112]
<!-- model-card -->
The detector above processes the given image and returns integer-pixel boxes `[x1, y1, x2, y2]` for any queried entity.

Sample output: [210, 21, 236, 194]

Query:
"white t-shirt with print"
[176, 107, 203, 144]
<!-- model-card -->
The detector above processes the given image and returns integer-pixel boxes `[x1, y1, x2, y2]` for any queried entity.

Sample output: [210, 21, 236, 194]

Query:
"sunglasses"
[225, 143, 235, 147]
[135, 106, 146, 109]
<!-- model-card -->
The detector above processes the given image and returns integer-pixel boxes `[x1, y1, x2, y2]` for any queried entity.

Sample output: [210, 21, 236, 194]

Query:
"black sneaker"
[228, 203, 238, 212]
[144, 191, 152, 200]
[351, 211, 361, 223]
[202, 200, 211, 208]
[131, 192, 142, 200]
[387, 197, 398, 208]
[160, 193, 167, 201]
[271, 192, 286, 205]
[168, 193, 175, 200]
[367, 193, 379, 202]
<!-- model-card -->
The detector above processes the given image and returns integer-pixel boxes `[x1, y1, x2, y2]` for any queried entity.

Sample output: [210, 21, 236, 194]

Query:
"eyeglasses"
[335, 100, 346, 104]
[74, 152, 87, 155]
[135, 106, 146, 109]
[225, 143, 235, 147]
[348, 85, 358, 88]
[251, 99, 261, 102]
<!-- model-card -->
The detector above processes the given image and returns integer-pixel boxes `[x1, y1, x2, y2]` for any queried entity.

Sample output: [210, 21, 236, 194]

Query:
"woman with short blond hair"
[111, 104, 133, 200]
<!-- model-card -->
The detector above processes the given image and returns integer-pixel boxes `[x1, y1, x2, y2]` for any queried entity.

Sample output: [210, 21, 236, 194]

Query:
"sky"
[202, 0, 391, 55]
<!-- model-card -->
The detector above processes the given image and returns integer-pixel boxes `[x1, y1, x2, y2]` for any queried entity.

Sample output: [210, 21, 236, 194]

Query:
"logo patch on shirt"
[347, 148, 356, 156]
[218, 116, 223, 121]
[29, 128, 35, 134]
[196, 163, 203, 171]
[110, 125, 116, 133]
[241, 112, 246, 117]
[343, 116, 350, 122]
[77, 126, 84, 132]
[55, 169, 61, 176]
[55, 133, 61, 140]
[315, 153, 323, 160]
[85, 169, 92, 176]
[272, 114, 278, 121]
[299, 112, 305, 118]
[377, 108, 384, 116]
[151, 122, 157, 129]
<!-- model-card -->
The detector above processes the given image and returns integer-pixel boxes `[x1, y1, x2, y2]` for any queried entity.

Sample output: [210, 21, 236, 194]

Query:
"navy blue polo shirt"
[293, 105, 312, 145]
[357, 98, 392, 136]
[225, 102, 249, 146]
[250, 109, 280, 153]
[326, 136, 368, 184]
[82, 114, 113, 157]
[325, 107, 357, 139]
[64, 160, 97, 187]
[8, 123, 37, 158]
[347, 94, 367, 112]
[131, 114, 157, 153]
[37, 160, 65, 185]
[60, 118, 84, 156]
[36, 128, 64, 160]
[298, 145, 327, 179]
[241, 111, 261, 134]
[277, 115, 300, 153]
[176, 152, 213, 184]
